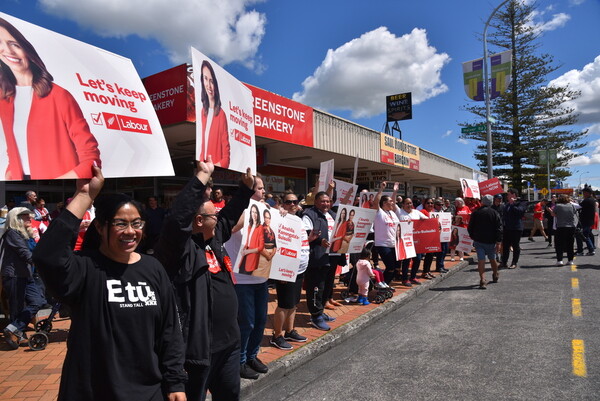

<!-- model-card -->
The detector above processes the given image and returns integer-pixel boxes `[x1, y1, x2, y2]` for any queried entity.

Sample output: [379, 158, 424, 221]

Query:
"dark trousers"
[375, 246, 400, 284]
[2, 276, 46, 333]
[422, 242, 448, 273]
[546, 217, 554, 244]
[555, 227, 575, 262]
[305, 264, 329, 317]
[402, 255, 422, 281]
[185, 344, 240, 401]
[323, 260, 339, 302]
[502, 229, 523, 266]
[235, 282, 268, 365]
[576, 224, 595, 253]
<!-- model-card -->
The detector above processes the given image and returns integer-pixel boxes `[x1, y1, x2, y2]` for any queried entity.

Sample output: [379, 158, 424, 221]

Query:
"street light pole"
[483, 0, 510, 179]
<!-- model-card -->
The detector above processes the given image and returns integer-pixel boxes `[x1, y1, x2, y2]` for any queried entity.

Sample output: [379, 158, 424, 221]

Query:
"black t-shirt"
[205, 250, 239, 352]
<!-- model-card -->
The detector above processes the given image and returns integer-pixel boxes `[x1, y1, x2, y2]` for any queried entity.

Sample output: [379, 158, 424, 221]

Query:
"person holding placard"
[33, 165, 187, 401]
[397, 197, 428, 286]
[0, 17, 101, 180]
[198, 60, 230, 168]
[372, 181, 401, 285]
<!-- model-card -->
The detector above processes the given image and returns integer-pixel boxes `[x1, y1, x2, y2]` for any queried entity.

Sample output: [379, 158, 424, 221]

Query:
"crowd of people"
[0, 165, 598, 401]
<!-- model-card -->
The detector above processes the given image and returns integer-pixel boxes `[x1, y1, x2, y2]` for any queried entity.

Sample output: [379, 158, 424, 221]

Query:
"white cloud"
[568, 137, 600, 166]
[292, 27, 450, 118]
[38, 0, 266, 69]
[569, 0, 586, 5]
[548, 56, 600, 125]
[457, 138, 469, 145]
[526, 9, 570, 34]
[442, 130, 452, 138]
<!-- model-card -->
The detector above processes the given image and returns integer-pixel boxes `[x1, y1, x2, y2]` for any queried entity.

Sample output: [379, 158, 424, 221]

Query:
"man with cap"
[468, 195, 502, 288]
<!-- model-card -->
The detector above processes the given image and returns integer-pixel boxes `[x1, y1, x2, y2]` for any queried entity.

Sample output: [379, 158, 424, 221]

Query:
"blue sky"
[2, 0, 599, 189]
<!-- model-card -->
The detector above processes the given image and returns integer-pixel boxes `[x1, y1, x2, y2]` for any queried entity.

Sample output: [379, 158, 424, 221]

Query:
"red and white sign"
[430, 212, 452, 242]
[460, 178, 481, 199]
[479, 177, 503, 196]
[396, 221, 416, 260]
[332, 179, 358, 207]
[246, 84, 313, 147]
[328, 205, 375, 255]
[0, 12, 174, 180]
[142, 64, 190, 126]
[233, 201, 302, 282]
[452, 226, 474, 253]
[192, 47, 256, 174]
[412, 219, 441, 253]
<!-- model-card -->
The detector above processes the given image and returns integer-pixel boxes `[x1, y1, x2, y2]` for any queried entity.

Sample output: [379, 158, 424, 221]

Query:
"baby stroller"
[340, 265, 393, 304]
[28, 302, 61, 351]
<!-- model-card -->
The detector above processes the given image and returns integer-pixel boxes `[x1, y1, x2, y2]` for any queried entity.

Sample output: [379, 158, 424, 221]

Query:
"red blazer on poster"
[0, 84, 101, 180]
[240, 224, 264, 273]
[199, 109, 230, 168]
[330, 221, 347, 253]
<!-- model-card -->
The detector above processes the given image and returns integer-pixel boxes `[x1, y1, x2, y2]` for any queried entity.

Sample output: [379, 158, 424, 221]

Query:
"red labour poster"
[412, 219, 441, 254]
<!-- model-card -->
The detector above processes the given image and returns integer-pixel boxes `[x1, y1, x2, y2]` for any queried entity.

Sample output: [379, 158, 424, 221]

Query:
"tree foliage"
[461, 0, 585, 192]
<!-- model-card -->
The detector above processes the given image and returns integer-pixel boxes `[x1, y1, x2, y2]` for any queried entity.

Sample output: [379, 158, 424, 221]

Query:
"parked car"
[523, 201, 548, 235]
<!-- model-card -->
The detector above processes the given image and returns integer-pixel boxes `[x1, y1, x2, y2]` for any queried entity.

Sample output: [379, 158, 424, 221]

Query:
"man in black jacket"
[155, 156, 255, 401]
[500, 188, 527, 269]
[302, 191, 337, 331]
[468, 195, 502, 288]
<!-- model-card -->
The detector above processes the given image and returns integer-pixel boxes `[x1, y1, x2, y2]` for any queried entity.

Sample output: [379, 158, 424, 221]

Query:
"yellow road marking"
[572, 298, 582, 317]
[571, 265, 577, 272]
[572, 339, 587, 377]
[572, 278, 579, 289]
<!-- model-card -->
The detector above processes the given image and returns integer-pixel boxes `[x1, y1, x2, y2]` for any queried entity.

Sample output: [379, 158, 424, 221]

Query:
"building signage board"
[380, 134, 420, 171]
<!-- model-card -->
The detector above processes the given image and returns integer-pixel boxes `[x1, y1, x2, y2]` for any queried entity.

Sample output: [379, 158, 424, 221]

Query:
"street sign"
[461, 124, 486, 134]
[541, 188, 549, 196]
[538, 149, 558, 165]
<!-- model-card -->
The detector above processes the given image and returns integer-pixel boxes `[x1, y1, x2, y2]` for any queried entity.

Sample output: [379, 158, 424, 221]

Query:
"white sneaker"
[556, 261, 564, 266]
[450, 258, 455, 262]
[567, 260, 574, 265]
[459, 258, 464, 261]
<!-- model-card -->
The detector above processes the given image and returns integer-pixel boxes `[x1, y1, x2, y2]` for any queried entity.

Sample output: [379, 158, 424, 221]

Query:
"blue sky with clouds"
[2, 0, 599, 188]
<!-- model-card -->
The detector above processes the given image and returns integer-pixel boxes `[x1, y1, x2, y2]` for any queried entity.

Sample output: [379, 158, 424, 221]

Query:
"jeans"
[185, 344, 240, 401]
[502, 229, 523, 266]
[374, 246, 400, 284]
[235, 282, 268, 365]
[576, 224, 595, 253]
[2, 276, 46, 334]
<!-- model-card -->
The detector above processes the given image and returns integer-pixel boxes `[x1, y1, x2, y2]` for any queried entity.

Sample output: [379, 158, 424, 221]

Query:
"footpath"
[0, 258, 468, 401]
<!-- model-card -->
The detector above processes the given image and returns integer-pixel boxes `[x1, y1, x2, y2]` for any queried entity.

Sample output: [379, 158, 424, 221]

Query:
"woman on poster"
[0, 17, 101, 180]
[239, 204, 264, 274]
[330, 207, 348, 253]
[198, 60, 230, 168]
[253, 209, 277, 278]
[339, 209, 355, 254]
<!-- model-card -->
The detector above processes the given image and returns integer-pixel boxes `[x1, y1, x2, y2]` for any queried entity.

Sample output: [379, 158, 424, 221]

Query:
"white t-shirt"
[374, 208, 400, 248]
[397, 208, 428, 221]
[14, 86, 33, 175]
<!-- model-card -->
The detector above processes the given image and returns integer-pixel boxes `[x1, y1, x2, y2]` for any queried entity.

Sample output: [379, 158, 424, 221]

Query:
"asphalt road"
[246, 237, 600, 401]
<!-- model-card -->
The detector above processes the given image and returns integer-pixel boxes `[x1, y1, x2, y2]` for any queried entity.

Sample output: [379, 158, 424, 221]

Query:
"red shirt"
[533, 202, 544, 220]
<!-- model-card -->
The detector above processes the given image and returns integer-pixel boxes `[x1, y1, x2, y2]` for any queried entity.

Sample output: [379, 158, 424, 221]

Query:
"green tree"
[461, 0, 585, 193]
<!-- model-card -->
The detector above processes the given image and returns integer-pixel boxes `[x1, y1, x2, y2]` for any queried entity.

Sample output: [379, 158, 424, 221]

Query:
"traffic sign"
[541, 188, 549, 196]
[461, 124, 486, 134]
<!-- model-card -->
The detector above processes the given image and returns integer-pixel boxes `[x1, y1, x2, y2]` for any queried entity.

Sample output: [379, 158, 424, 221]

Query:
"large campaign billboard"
[0, 12, 174, 180]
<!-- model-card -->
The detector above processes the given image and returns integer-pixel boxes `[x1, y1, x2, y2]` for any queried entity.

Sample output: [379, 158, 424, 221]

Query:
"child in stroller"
[342, 247, 393, 305]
